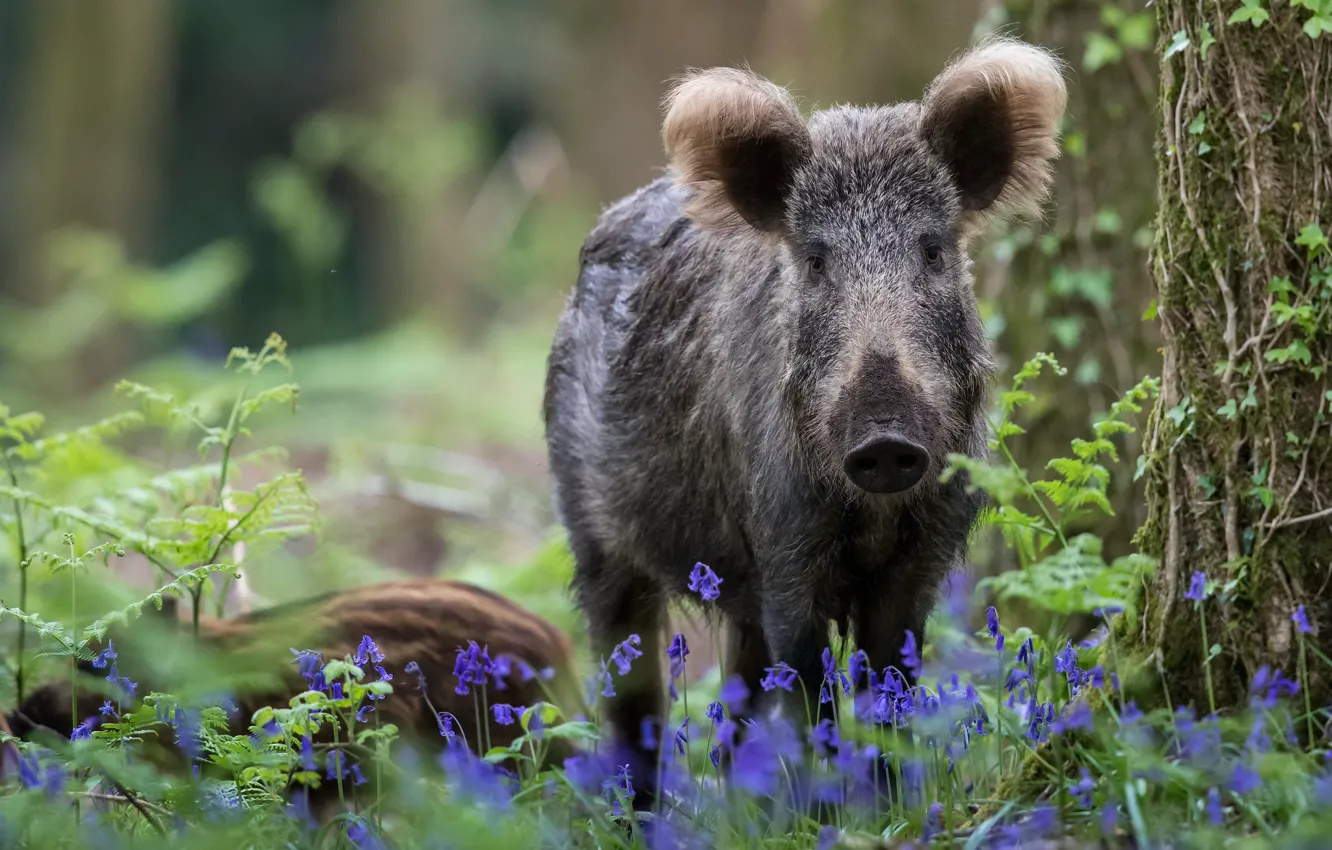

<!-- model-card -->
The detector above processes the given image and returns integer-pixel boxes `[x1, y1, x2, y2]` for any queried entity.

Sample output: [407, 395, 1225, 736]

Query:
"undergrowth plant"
[0, 347, 1330, 850]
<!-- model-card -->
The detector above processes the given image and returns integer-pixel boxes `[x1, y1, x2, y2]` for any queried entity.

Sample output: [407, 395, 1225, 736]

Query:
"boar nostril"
[843, 436, 929, 495]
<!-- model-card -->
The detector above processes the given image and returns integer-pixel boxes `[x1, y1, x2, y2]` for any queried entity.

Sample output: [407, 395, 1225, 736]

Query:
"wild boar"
[9, 578, 585, 808]
[542, 37, 1067, 803]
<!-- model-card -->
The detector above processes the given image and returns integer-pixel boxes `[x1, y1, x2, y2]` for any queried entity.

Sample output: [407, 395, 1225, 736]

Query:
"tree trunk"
[1130, 2, 1332, 712]
[11, 0, 173, 396]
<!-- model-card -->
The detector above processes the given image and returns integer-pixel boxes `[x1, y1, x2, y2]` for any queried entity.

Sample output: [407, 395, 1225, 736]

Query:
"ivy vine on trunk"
[1129, 0, 1332, 714]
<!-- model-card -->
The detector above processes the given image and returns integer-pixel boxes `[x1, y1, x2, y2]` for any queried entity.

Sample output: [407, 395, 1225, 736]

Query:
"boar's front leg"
[853, 585, 930, 807]
[573, 551, 666, 810]
[758, 592, 836, 731]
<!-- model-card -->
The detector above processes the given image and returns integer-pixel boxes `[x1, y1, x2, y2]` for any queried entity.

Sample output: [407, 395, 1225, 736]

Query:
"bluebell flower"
[640, 718, 658, 751]
[1101, 800, 1119, 835]
[1079, 627, 1108, 651]
[1184, 571, 1207, 602]
[986, 606, 1000, 638]
[1228, 762, 1260, 795]
[687, 562, 722, 601]
[819, 647, 852, 704]
[326, 750, 347, 782]
[91, 641, 117, 670]
[356, 705, 373, 723]
[610, 634, 643, 676]
[1206, 787, 1223, 824]
[1072, 768, 1095, 808]
[1313, 771, 1332, 806]
[435, 711, 459, 741]
[439, 746, 514, 810]
[354, 635, 384, 667]
[562, 753, 613, 796]
[351, 763, 367, 787]
[922, 802, 945, 842]
[404, 660, 427, 693]
[17, 753, 40, 789]
[1249, 665, 1300, 708]
[299, 735, 316, 772]
[760, 661, 797, 692]
[816, 825, 840, 850]
[99, 701, 117, 719]
[331, 681, 345, 700]
[492, 704, 518, 726]
[1004, 666, 1030, 692]
[1083, 665, 1106, 689]
[720, 675, 749, 713]
[667, 633, 689, 679]
[901, 629, 921, 678]
[347, 818, 385, 850]
[810, 717, 840, 758]
[1029, 806, 1057, 837]
[597, 659, 616, 698]
[1054, 640, 1079, 677]
[706, 701, 724, 725]
[40, 762, 65, 798]
[601, 763, 635, 814]
[673, 717, 689, 756]
[70, 717, 96, 742]
[1245, 716, 1271, 753]
[291, 648, 327, 693]
[1293, 605, 1311, 634]
[1121, 700, 1143, 725]
[1053, 702, 1094, 735]
[453, 641, 490, 695]
[709, 744, 721, 768]
[490, 654, 512, 692]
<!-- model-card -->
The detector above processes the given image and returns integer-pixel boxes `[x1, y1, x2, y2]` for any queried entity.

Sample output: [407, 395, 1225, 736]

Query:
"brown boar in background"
[9, 579, 587, 790]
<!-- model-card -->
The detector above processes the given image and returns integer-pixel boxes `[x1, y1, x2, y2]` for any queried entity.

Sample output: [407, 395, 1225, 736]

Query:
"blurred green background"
[0, 0, 1163, 677]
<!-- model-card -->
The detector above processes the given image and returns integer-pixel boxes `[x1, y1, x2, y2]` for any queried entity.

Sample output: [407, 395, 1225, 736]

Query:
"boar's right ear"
[662, 67, 812, 234]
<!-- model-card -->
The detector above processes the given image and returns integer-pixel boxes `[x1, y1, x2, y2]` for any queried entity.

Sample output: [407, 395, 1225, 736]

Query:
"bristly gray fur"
[541, 37, 1067, 805]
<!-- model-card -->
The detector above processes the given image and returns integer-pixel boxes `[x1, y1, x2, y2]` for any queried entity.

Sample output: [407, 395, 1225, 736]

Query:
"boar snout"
[843, 432, 929, 494]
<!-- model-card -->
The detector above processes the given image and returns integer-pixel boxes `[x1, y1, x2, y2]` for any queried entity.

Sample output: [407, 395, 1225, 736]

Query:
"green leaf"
[1164, 29, 1190, 57]
[1084, 32, 1124, 71]
[1119, 13, 1156, 50]
[1228, 0, 1270, 27]
[1142, 299, 1158, 320]
[1094, 208, 1123, 234]
[1216, 398, 1238, 419]
[1199, 22, 1217, 59]
[1188, 111, 1207, 135]
[1296, 222, 1328, 256]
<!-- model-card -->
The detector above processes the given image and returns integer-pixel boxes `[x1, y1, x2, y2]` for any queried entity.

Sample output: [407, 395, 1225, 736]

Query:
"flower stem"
[1198, 604, 1216, 716]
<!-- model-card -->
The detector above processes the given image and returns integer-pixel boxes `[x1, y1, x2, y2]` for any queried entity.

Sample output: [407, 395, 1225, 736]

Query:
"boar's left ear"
[662, 66, 812, 234]
[920, 38, 1068, 231]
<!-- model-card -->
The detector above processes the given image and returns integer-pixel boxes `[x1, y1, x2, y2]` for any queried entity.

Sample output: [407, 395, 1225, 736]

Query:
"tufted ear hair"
[919, 37, 1068, 234]
[662, 66, 813, 234]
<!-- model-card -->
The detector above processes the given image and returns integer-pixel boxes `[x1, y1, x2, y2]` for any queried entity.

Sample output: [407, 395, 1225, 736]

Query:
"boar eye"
[807, 255, 827, 277]
[922, 239, 945, 272]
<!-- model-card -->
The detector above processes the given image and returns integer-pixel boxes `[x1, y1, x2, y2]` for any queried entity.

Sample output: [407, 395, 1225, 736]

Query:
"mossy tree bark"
[1131, 3, 1332, 712]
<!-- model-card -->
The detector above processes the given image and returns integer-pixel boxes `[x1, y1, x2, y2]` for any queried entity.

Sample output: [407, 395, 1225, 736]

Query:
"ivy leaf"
[1142, 299, 1159, 321]
[1199, 22, 1217, 59]
[1295, 223, 1328, 256]
[1228, 0, 1270, 27]
[1188, 111, 1207, 135]
[1216, 398, 1238, 419]
[1164, 29, 1191, 57]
